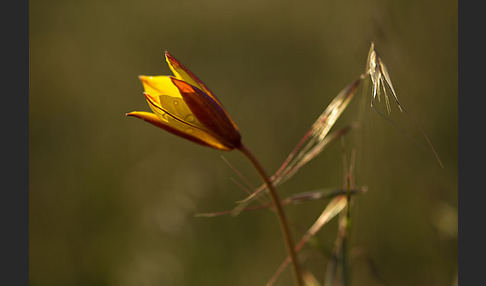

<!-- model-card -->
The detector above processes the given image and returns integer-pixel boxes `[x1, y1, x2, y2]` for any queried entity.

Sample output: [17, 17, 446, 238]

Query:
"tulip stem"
[238, 143, 303, 286]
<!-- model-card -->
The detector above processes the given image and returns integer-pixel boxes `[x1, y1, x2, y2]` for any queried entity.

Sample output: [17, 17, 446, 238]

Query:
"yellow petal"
[164, 52, 240, 132]
[139, 76, 207, 129]
[138, 75, 181, 102]
[171, 78, 241, 149]
[164, 51, 211, 95]
[143, 92, 236, 150]
[143, 92, 202, 129]
[126, 111, 232, 151]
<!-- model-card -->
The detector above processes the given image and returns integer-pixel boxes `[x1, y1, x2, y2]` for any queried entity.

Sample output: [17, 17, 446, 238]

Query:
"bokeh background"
[30, 0, 457, 285]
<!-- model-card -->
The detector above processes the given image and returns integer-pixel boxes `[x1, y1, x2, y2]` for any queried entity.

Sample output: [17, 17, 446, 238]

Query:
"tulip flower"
[127, 52, 304, 286]
[126, 51, 241, 151]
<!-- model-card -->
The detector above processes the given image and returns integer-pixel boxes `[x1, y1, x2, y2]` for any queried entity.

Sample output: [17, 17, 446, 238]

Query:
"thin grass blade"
[232, 78, 362, 215]
[266, 196, 347, 286]
[195, 188, 364, 218]
[365, 42, 443, 168]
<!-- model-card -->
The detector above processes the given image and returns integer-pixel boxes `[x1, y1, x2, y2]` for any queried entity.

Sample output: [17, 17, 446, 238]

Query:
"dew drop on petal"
[161, 112, 173, 122]
[184, 114, 195, 123]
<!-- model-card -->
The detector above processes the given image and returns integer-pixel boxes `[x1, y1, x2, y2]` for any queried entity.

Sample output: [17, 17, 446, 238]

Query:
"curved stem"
[237, 143, 303, 286]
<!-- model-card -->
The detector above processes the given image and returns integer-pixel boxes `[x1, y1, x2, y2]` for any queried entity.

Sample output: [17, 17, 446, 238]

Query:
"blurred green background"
[30, 0, 457, 285]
